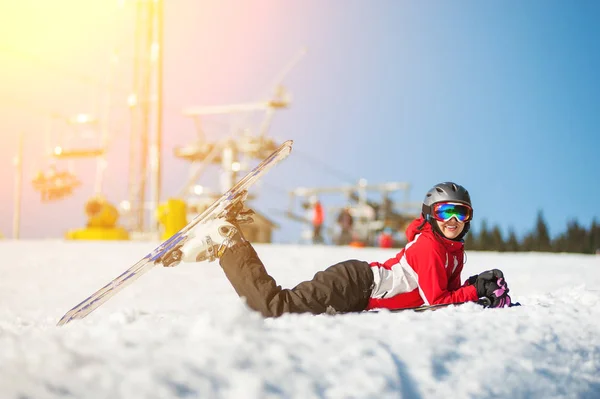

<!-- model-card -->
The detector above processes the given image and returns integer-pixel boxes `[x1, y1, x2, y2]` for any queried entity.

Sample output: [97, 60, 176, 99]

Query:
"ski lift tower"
[125, 0, 164, 236]
[174, 49, 306, 210]
[177, 95, 287, 198]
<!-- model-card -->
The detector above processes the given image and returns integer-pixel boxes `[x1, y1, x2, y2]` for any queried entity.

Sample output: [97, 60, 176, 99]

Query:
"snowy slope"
[0, 240, 599, 398]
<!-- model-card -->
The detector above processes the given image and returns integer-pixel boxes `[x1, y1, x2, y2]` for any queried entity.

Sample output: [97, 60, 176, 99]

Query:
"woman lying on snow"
[166, 182, 512, 317]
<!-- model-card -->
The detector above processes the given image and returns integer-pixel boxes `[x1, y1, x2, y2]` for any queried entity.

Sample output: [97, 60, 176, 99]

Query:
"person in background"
[336, 206, 354, 245]
[378, 227, 394, 248]
[310, 195, 325, 244]
[170, 182, 512, 317]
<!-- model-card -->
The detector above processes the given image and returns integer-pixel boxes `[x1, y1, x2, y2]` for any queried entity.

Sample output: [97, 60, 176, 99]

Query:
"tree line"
[464, 211, 600, 254]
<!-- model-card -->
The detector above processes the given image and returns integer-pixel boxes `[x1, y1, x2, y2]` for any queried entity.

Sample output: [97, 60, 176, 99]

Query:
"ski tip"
[56, 310, 78, 326]
[282, 139, 294, 150]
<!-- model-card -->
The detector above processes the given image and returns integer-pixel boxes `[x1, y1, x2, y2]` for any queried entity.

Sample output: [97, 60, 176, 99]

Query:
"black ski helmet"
[421, 182, 473, 239]
[422, 182, 472, 215]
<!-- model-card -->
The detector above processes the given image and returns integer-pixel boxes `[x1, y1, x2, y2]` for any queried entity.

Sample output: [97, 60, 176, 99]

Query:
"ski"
[57, 140, 293, 326]
[367, 300, 521, 314]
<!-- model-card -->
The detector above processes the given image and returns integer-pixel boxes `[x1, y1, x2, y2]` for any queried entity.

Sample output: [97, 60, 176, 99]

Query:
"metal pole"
[152, 0, 164, 236]
[13, 131, 24, 239]
[128, 0, 143, 232]
[137, 1, 153, 233]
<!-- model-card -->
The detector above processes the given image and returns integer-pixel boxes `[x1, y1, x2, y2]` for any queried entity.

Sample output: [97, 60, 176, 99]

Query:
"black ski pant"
[219, 242, 374, 318]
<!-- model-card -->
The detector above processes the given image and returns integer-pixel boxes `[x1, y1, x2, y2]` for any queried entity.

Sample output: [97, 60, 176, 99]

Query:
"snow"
[1, 240, 599, 399]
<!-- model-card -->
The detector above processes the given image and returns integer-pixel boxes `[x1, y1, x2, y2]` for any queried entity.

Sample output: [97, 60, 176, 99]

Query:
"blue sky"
[0, 1, 598, 242]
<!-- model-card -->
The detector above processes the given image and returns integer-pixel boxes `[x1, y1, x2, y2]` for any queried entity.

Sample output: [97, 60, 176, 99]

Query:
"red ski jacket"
[312, 202, 324, 226]
[366, 217, 478, 310]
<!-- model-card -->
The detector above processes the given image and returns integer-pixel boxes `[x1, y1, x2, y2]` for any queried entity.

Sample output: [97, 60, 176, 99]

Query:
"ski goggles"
[432, 202, 473, 223]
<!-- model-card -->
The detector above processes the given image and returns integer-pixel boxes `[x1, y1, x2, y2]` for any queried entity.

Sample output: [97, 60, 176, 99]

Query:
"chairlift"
[31, 113, 108, 202]
[31, 166, 82, 202]
[48, 113, 107, 160]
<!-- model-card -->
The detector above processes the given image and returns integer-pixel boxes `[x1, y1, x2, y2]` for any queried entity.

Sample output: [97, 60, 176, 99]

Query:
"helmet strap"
[421, 204, 432, 217]
[416, 216, 428, 231]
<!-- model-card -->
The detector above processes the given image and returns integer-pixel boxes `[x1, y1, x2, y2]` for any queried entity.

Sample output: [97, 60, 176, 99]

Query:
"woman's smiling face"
[436, 218, 465, 240]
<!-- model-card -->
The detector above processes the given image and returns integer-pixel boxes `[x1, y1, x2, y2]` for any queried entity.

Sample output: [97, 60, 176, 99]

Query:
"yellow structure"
[156, 198, 188, 240]
[66, 196, 129, 240]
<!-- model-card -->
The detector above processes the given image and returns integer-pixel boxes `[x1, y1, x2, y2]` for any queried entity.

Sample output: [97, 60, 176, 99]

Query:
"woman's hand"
[466, 269, 511, 308]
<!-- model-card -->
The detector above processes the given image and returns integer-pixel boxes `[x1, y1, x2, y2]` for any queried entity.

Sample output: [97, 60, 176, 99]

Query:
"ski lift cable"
[256, 181, 289, 197]
[225, 47, 307, 139]
[292, 149, 357, 184]
[0, 46, 190, 118]
[0, 45, 130, 93]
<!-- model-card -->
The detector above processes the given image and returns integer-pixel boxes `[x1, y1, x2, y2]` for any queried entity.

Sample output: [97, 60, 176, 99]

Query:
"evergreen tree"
[477, 219, 492, 251]
[534, 210, 551, 252]
[591, 219, 600, 255]
[552, 232, 568, 253]
[464, 227, 477, 250]
[460, 213, 600, 254]
[505, 228, 520, 252]
[552, 233, 568, 252]
[490, 225, 506, 252]
[521, 231, 536, 252]
[565, 219, 587, 253]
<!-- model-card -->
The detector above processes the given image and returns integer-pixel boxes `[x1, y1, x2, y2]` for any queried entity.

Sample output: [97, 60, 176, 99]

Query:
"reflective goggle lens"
[433, 202, 472, 222]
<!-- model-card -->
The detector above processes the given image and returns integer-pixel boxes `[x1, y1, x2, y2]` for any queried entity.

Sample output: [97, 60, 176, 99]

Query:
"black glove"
[467, 269, 511, 308]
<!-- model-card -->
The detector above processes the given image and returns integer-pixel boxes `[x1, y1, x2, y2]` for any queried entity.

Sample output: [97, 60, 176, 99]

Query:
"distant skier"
[335, 206, 354, 245]
[377, 228, 394, 248]
[173, 182, 512, 317]
[310, 195, 325, 244]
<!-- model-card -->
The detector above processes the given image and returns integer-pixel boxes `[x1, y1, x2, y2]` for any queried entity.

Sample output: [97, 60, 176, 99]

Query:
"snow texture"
[1, 240, 599, 398]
